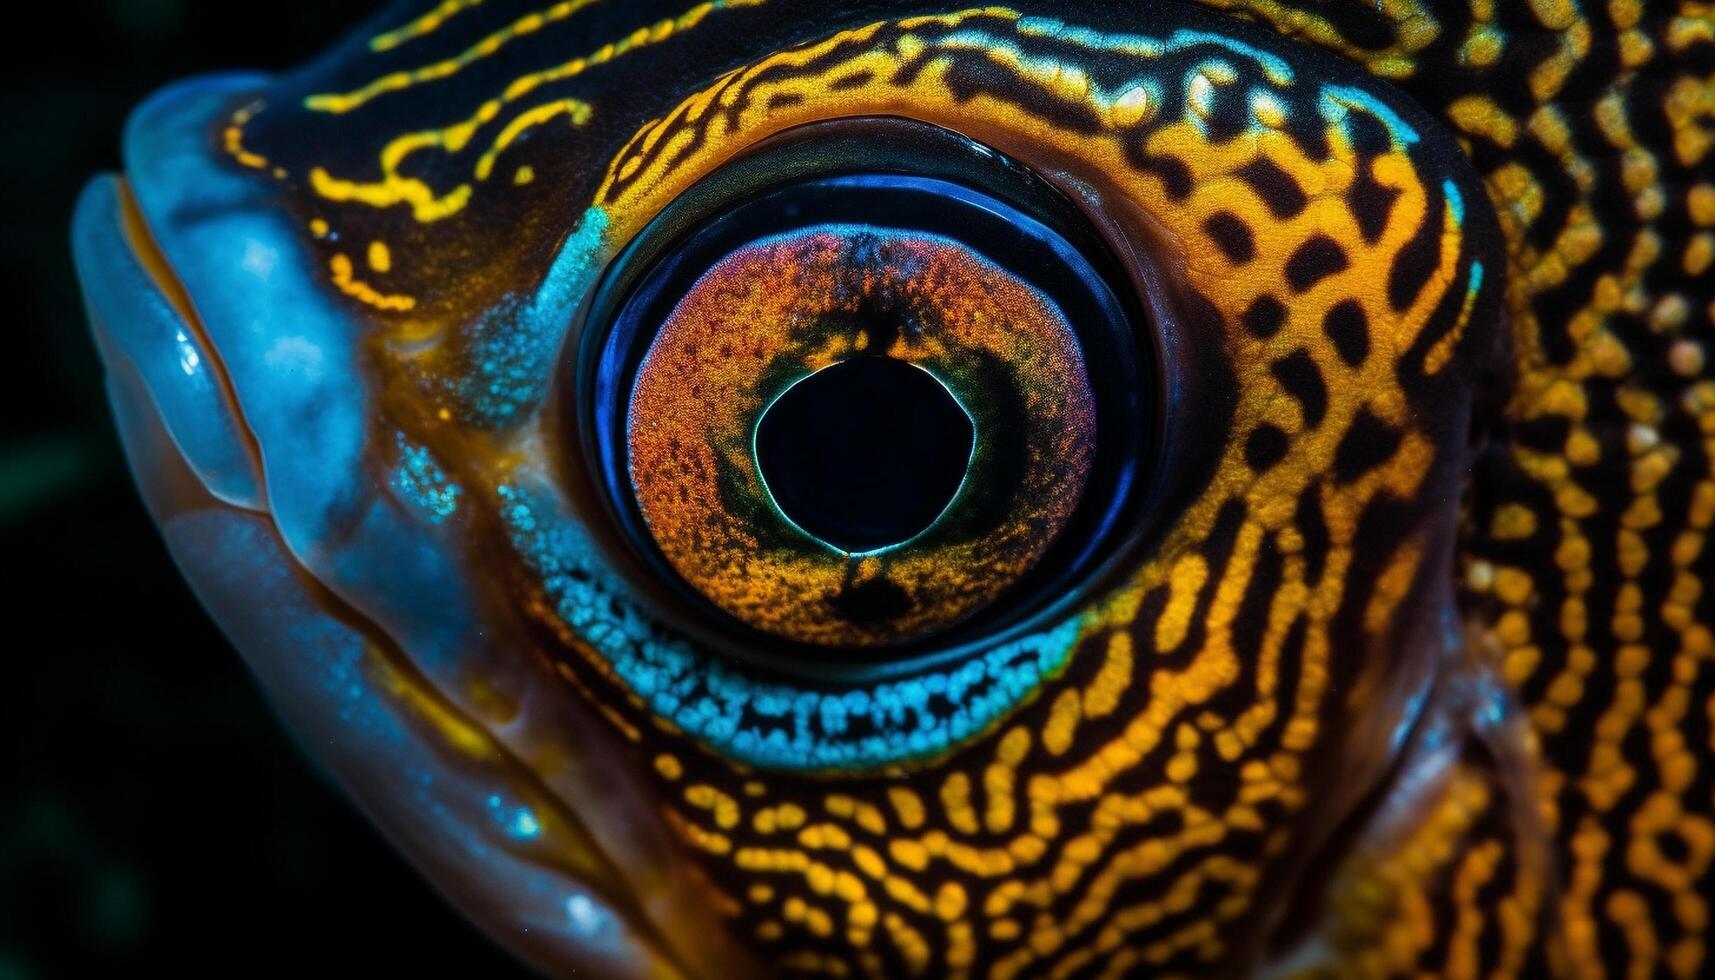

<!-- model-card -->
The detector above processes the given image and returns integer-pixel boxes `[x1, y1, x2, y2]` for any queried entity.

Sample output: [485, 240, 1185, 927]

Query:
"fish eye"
[570, 119, 1159, 661]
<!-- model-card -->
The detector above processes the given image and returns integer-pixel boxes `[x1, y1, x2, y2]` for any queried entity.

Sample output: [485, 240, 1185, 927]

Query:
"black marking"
[1133, 499, 1248, 669]
[1236, 157, 1308, 218]
[1512, 416, 1571, 454]
[1202, 80, 1253, 146]
[1124, 134, 1194, 200]
[1203, 211, 1256, 264]
[1333, 407, 1403, 482]
[1270, 349, 1328, 428]
[1345, 105, 1396, 158]
[829, 70, 876, 90]
[1245, 424, 1290, 472]
[942, 57, 1105, 133]
[1293, 482, 1330, 586]
[1249, 612, 1307, 759]
[1321, 299, 1371, 365]
[1348, 160, 1402, 244]
[1230, 529, 1284, 670]
[1243, 295, 1287, 339]
[1386, 182, 1445, 311]
[1327, 489, 1412, 663]
[1285, 235, 1350, 291]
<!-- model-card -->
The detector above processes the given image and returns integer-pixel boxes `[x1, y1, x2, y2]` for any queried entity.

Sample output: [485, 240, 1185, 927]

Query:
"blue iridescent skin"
[75, 75, 734, 979]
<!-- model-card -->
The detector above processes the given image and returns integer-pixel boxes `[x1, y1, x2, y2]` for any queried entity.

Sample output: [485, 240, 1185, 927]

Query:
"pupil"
[755, 355, 975, 554]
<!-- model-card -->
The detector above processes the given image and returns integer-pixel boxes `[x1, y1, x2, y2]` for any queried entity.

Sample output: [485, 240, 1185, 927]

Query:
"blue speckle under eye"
[390, 433, 461, 522]
[448, 207, 610, 428]
[494, 481, 1087, 771]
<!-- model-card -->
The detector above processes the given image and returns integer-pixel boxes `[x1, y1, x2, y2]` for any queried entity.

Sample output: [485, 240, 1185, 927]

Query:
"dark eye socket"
[567, 118, 1160, 672]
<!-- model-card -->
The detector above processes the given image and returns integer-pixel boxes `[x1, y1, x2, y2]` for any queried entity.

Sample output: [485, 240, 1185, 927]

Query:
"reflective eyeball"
[629, 220, 1096, 647]
[574, 119, 1157, 659]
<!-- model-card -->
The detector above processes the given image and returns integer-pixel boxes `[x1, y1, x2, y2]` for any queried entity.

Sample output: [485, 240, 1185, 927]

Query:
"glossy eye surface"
[577, 123, 1155, 661]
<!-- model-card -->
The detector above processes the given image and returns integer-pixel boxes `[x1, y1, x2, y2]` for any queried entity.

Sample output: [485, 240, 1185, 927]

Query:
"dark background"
[2, 2, 526, 975]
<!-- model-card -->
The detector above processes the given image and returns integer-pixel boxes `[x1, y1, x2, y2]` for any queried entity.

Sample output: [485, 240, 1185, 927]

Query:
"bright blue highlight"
[487, 794, 543, 840]
[1014, 18, 1296, 86]
[1320, 84, 1421, 146]
[390, 433, 461, 523]
[72, 176, 262, 509]
[1443, 178, 1466, 226]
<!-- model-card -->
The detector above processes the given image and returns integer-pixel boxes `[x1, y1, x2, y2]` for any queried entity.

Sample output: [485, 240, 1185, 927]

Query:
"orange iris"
[627, 225, 1096, 648]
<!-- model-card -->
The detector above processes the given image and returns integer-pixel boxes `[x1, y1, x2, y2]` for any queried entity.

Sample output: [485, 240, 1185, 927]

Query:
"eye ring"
[564, 117, 1163, 678]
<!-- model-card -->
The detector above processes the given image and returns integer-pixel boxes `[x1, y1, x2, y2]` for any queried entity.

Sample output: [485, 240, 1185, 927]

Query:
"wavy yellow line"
[370, 0, 487, 52]
[329, 253, 417, 311]
[475, 99, 592, 179]
[308, 0, 762, 221]
[312, 0, 610, 113]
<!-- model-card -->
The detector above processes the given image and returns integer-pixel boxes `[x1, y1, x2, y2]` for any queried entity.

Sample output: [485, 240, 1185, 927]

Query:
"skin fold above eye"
[70, 1, 1715, 978]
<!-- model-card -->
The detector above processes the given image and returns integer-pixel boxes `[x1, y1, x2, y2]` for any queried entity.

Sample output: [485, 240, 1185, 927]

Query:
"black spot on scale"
[1123, 131, 1194, 200]
[828, 70, 875, 91]
[1322, 299, 1371, 365]
[1285, 235, 1350, 291]
[1331, 75, 1402, 244]
[1235, 157, 1308, 218]
[1201, 80, 1255, 146]
[1203, 211, 1256, 264]
[1271, 349, 1328, 428]
[941, 56, 1105, 133]
[1292, 482, 1331, 586]
[1347, 161, 1401, 245]
[1511, 415, 1571, 454]
[1333, 407, 1403, 482]
[1345, 106, 1396, 159]
[1387, 178, 1445, 311]
[1245, 424, 1290, 472]
[1243, 295, 1286, 338]
[1278, 100, 1332, 164]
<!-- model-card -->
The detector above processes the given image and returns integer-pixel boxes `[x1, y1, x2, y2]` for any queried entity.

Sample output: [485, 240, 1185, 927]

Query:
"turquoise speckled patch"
[494, 479, 1086, 770]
